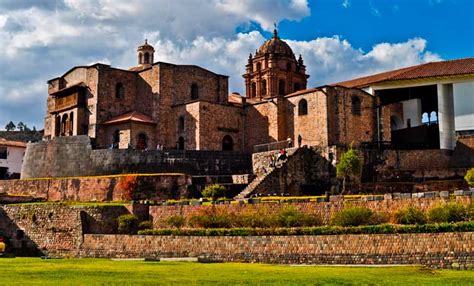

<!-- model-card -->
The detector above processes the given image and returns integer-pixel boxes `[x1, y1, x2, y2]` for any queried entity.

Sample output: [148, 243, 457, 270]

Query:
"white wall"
[401, 98, 422, 128]
[0, 146, 25, 175]
[453, 81, 474, 131]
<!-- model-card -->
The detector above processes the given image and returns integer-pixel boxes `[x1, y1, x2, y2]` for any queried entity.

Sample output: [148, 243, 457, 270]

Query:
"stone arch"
[422, 112, 429, 124]
[61, 113, 68, 136]
[138, 53, 143, 64]
[429, 111, 438, 123]
[69, 111, 74, 135]
[298, 99, 308, 116]
[222, 135, 234, 151]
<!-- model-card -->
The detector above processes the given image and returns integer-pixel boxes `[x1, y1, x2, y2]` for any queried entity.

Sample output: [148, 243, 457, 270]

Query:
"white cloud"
[342, 0, 350, 9]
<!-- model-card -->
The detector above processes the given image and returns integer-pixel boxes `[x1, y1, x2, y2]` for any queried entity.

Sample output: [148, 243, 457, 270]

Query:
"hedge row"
[138, 221, 474, 236]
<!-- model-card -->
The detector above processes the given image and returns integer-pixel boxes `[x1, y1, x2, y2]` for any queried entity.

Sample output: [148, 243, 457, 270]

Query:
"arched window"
[144, 52, 150, 64]
[113, 130, 120, 148]
[256, 62, 262, 71]
[177, 136, 185, 150]
[138, 53, 143, 64]
[279, 80, 286, 95]
[261, 80, 267, 96]
[351, 96, 361, 115]
[430, 111, 438, 124]
[191, 83, 199, 100]
[251, 82, 257, 98]
[421, 112, 429, 124]
[298, 99, 308, 116]
[293, 83, 301, 92]
[115, 82, 124, 99]
[69, 112, 74, 135]
[222, 135, 234, 151]
[137, 133, 148, 150]
[286, 62, 292, 71]
[178, 116, 185, 131]
[61, 114, 68, 136]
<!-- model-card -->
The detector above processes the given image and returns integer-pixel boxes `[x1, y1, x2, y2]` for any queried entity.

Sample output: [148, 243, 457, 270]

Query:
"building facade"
[0, 139, 26, 179]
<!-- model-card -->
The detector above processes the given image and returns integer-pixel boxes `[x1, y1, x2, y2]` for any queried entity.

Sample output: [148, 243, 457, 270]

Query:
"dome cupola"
[137, 39, 155, 66]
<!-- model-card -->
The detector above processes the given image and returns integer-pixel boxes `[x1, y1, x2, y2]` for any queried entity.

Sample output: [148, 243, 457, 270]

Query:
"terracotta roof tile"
[103, 111, 156, 125]
[0, 138, 27, 148]
[334, 58, 474, 88]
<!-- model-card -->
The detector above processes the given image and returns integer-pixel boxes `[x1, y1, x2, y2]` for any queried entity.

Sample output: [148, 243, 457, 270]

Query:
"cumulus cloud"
[0, 0, 441, 130]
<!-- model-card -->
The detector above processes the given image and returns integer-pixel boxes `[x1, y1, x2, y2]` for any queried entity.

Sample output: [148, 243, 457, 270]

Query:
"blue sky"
[0, 0, 473, 130]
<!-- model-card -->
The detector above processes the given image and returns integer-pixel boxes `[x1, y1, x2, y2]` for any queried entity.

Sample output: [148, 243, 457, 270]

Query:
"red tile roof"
[0, 138, 27, 148]
[334, 58, 474, 88]
[102, 111, 156, 125]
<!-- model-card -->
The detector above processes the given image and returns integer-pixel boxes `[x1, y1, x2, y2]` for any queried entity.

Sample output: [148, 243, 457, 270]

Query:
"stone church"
[44, 29, 376, 153]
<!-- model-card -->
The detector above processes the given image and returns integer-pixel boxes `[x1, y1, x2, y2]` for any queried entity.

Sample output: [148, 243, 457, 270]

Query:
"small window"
[278, 80, 286, 95]
[351, 96, 361, 115]
[115, 82, 124, 99]
[144, 52, 150, 64]
[298, 99, 308, 116]
[222, 135, 234, 151]
[178, 116, 185, 131]
[178, 137, 185, 150]
[256, 62, 262, 71]
[191, 83, 199, 100]
[112, 130, 120, 148]
[0, 147, 7, 159]
[251, 82, 257, 98]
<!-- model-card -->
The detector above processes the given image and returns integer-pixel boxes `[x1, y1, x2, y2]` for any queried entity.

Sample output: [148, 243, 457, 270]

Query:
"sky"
[0, 0, 473, 130]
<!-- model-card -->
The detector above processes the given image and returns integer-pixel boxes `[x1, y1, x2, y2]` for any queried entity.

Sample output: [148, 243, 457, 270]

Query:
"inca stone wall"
[21, 136, 251, 179]
[81, 232, 474, 268]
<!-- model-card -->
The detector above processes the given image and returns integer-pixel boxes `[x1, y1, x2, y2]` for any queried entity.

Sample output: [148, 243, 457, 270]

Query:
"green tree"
[17, 122, 26, 131]
[5, 121, 16, 131]
[336, 147, 362, 194]
[465, 168, 474, 187]
[202, 184, 226, 202]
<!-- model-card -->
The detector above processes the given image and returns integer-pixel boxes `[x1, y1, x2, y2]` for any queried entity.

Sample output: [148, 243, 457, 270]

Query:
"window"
[256, 62, 262, 71]
[0, 147, 7, 159]
[138, 53, 143, 64]
[112, 130, 120, 148]
[286, 62, 292, 71]
[298, 99, 308, 116]
[137, 133, 148, 150]
[351, 96, 361, 115]
[279, 80, 286, 95]
[69, 112, 74, 135]
[178, 116, 185, 131]
[261, 80, 267, 96]
[191, 83, 199, 100]
[115, 82, 124, 99]
[251, 82, 257, 98]
[222, 135, 234, 151]
[144, 52, 150, 64]
[54, 116, 61, 136]
[177, 137, 185, 150]
[61, 114, 68, 136]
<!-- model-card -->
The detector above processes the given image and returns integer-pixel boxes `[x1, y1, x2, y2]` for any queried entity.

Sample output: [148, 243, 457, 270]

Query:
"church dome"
[137, 39, 155, 52]
[257, 29, 294, 58]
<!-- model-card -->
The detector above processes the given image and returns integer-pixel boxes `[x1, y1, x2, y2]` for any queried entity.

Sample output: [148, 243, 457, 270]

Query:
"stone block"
[439, 191, 449, 198]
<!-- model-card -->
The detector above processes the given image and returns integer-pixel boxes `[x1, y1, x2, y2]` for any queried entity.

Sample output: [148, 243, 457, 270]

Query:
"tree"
[5, 121, 15, 131]
[465, 168, 474, 187]
[201, 184, 226, 202]
[17, 122, 26, 131]
[336, 147, 362, 194]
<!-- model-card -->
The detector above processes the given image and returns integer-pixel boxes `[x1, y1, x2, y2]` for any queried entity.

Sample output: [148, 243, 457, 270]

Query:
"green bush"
[137, 221, 474, 236]
[275, 206, 321, 227]
[201, 184, 227, 201]
[394, 207, 426, 225]
[465, 168, 474, 187]
[166, 215, 186, 228]
[428, 203, 467, 223]
[189, 212, 233, 228]
[118, 214, 139, 234]
[138, 220, 153, 230]
[331, 207, 374, 226]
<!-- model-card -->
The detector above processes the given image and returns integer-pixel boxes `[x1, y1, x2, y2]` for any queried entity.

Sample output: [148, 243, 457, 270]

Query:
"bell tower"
[137, 39, 155, 67]
[243, 29, 309, 100]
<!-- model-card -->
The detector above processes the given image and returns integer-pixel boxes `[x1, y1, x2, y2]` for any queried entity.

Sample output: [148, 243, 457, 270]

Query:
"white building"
[336, 58, 474, 150]
[0, 139, 26, 179]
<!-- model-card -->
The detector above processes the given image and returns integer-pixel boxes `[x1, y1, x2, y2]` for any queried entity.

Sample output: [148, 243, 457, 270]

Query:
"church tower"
[243, 29, 309, 100]
[137, 39, 155, 67]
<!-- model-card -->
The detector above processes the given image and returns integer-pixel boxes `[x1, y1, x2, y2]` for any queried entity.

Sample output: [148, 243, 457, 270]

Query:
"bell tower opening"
[137, 39, 155, 67]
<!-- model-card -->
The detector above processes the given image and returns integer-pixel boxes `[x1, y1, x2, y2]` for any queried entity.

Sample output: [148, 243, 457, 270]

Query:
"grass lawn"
[0, 258, 473, 285]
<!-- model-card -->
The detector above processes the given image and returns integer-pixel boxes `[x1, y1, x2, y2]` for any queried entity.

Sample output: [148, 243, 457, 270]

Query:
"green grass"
[0, 258, 472, 285]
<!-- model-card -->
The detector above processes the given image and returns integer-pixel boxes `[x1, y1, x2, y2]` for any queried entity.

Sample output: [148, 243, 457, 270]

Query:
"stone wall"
[149, 196, 472, 228]
[0, 174, 191, 201]
[0, 204, 128, 257]
[81, 232, 473, 268]
[21, 136, 251, 179]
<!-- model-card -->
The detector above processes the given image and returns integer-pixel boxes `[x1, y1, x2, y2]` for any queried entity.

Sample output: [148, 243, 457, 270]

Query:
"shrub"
[465, 168, 474, 187]
[117, 176, 138, 200]
[336, 147, 362, 194]
[201, 184, 227, 201]
[275, 206, 321, 227]
[166, 215, 186, 228]
[118, 214, 139, 234]
[370, 211, 391, 225]
[394, 207, 426, 225]
[189, 207, 234, 228]
[331, 207, 373, 226]
[138, 220, 153, 230]
[428, 203, 467, 223]
[233, 207, 276, 228]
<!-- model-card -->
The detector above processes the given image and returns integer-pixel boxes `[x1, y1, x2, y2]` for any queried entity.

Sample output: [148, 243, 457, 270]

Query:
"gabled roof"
[102, 111, 156, 125]
[0, 138, 27, 148]
[334, 57, 474, 88]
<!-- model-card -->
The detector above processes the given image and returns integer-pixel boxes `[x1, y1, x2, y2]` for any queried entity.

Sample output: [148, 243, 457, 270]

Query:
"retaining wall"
[81, 232, 474, 268]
